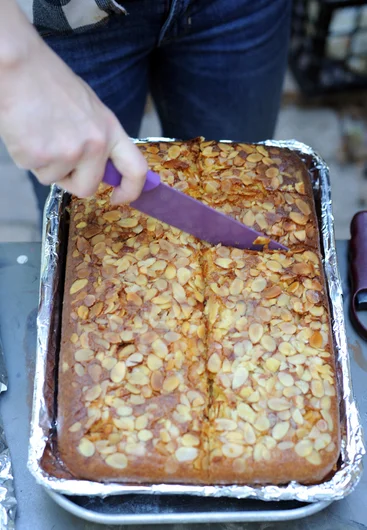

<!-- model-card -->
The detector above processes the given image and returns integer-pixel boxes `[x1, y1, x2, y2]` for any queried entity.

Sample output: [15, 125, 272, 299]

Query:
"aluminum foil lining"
[28, 139, 365, 502]
[0, 339, 17, 528]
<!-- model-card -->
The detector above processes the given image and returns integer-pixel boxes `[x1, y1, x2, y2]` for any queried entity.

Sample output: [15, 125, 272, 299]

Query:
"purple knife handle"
[102, 161, 160, 192]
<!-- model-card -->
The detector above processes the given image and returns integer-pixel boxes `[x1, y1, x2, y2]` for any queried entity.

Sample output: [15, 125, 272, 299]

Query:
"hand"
[0, 18, 147, 203]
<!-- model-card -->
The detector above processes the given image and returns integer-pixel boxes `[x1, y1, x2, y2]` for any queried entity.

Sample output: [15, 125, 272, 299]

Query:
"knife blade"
[102, 161, 288, 251]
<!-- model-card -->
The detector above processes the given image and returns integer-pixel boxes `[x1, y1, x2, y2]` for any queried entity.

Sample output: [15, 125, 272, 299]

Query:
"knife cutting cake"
[58, 139, 339, 484]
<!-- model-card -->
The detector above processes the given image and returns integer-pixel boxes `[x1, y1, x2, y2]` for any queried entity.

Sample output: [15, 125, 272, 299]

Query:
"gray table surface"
[0, 241, 365, 530]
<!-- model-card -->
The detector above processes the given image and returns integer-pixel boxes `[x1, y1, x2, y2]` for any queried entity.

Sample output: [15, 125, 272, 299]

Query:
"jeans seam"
[158, 0, 181, 46]
[109, 0, 128, 15]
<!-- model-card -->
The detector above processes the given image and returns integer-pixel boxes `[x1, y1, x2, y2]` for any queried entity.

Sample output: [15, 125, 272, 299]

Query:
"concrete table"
[0, 241, 365, 530]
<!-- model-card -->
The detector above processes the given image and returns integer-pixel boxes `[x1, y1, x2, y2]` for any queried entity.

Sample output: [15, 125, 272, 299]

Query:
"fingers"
[8, 93, 148, 202]
[54, 154, 107, 198]
[109, 125, 148, 205]
[31, 127, 107, 196]
[32, 160, 78, 187]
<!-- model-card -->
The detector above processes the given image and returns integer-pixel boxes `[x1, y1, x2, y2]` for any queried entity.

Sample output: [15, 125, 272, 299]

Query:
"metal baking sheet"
[28, 138, 365, 504]
[47, 489, 332, 525]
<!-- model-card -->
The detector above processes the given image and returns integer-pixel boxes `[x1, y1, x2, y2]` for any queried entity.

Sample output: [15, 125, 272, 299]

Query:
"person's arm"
[0, 0, 147, 203]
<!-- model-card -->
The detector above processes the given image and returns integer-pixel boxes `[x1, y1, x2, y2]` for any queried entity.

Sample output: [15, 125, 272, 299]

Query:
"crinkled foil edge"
[0, 339, 16, 529]
[28, 138, 365, 502]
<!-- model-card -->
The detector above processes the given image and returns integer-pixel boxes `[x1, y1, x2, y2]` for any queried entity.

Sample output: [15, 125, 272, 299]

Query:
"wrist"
[0, 1, 38, 70]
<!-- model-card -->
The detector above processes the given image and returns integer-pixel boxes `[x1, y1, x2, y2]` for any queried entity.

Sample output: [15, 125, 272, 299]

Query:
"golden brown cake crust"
[57, 139, 339, 485]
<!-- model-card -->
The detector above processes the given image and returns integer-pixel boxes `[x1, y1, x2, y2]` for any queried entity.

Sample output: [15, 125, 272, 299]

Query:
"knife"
[102, 161, 288, 251]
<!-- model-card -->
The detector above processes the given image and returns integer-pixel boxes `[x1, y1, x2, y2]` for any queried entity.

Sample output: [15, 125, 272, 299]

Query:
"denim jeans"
[29, 0, 291, 222]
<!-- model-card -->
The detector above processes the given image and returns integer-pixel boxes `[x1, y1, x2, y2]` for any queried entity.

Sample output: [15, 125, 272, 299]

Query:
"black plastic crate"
[289, 0, 367, 96]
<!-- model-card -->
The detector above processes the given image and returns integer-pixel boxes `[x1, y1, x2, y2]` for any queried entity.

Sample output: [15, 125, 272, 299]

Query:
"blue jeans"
[30, 0, 291, 221]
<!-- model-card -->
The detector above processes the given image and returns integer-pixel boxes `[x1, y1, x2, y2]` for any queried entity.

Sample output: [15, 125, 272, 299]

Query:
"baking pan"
[28, 139, 365, 524]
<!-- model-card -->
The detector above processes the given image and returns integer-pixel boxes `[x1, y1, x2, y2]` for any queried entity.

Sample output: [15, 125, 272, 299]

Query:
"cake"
[57, 139, 339, 484]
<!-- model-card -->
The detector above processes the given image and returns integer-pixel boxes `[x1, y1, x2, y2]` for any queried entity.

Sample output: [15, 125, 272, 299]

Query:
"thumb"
[109, 127, 148, 205]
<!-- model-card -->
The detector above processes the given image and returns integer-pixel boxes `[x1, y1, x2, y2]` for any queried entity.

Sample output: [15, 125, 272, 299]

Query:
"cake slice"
[204, 246, 339, 484]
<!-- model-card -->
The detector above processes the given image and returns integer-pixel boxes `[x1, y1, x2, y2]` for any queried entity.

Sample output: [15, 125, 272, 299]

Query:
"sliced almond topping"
[175, 447, 198, 462]
[289, 212, 308, 225]
[126, 292, 143, 306]
[168, 145, 181, 159]
[247, 153, 262, 163]
[74, 363, 85, 377]
[75, 349, 94, 362]
[310, 305, 325, 317]
[77, 305, 89, 319]
[288, 354, 306, 365]
[295, 182, 305, 194]
[263, 286, 282, 299]
[296, 198, 311, 216]
[268, 398, 291, 412]
[238, 403, 256, 424]
[208, 352, 222, 373]
[147, 354, 163, 371]
[113, 417, 134, 430]
[306, 450, 322, 465]
[311, 379, 325, 398]
[165, 264, 176, 279]
[163, 375, 180, 392]
[261, 335, 277, 352]
[272, 421, 290, 441]
[251, 277, 267, 293]
[215, 258, 233, 269]
[164, 331, 181, 343]
[102, 357, 117, 370]
[249, 323, 264, 344]
[314, 433, 331, 451]
[325, 441, 336, 453]
[125, 352, 144, 368]
[138, 429, 153, 442]
[230, 278, 244, 296]
[266, 260, 283, 273]
[70, 279, 88, 295]
[103, 210, 121, 222]
[117, 405, 133, 417]
[135, 415, 148, 431]
[232, 366, 249, 389]
[222, 444, 243, 458]
[278, 372, 294, 387]
[265, 167, 279, 178]
[256, 306, 271, 322]
[85, 384, 102, 402]
[70, 333, 79, 344]
[321, 410, 334, 431]
[182, 433, 200, 447]
[278, 342, 296, 356]
[78, 438, 95, 458]
[320, 396, 331, 411]
[243, 423, 256, 444]
[69, 422, 82, 433]
[106, 453, 128, 469]
[62, 362, 69, 373]
[152, 339, 168, 358]
[118, 218, 138, 228]
[295, 439, 313, 457]
[177, 267, 191, 285]
[278, 441, 294, 451]
[151, 371, 164, 391]
[254, 416, 270, 432]
[243, 211, 255, 226]
[110, 361, 126, 383]
[253, 442, 266, 461]
[172, 282, 186, 303]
